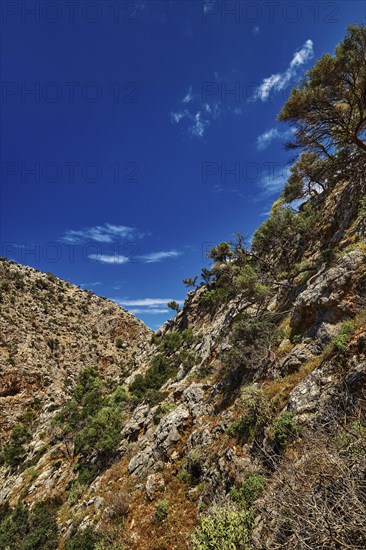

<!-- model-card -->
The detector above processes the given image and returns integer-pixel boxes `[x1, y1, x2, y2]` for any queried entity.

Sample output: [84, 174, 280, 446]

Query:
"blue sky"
[1, 0, 365, 329]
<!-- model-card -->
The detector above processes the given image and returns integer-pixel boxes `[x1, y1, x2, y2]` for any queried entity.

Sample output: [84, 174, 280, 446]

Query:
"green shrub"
[192, 507, 252, 550]
[0, 499, 60, 550]
[76, 406, 121, 456]
[230, 475, 266, 510]
[223, 315, 278, 375]
[64, 526, 102, 550]
[129, 354, 178, 400]
[333, 321, 355, 351]
[227, 390, 273, 443]
[268, 411, 300, 450]
[155, 499, 169, 522]
[161, 332, 182, 354]
[181, 328, 196, 345]
[153, 402, 176, 424]
[1, 423, 31, 467]
[53, 368, 122, 483]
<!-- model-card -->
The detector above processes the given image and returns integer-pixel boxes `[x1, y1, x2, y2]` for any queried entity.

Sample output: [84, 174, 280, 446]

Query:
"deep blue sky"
[1, 0, 365, 329]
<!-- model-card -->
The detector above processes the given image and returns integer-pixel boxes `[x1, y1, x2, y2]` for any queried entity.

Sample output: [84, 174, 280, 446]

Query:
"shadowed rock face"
[0, 178, 365, 549]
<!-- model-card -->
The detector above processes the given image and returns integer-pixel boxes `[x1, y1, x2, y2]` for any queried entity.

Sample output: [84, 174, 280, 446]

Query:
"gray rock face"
[291, 251, 364, 330]
[122, 404, 151, 441]
[145, 473, 165, 501]
[128, 405, 190, 476]
[155, 405, 190, 452]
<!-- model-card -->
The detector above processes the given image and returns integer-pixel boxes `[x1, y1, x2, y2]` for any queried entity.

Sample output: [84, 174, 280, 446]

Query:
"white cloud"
[256, 127, 293, 150]
[182, 86, 193, 104]
[115, 297, 184, 316]
[191, 111, 210, 138]
[257, 166, 290, 197]
[252, 26, 260, 35]
[254, 39, 314, 101]
[61, 223, 141, 244]
[137, 250, 182, 263]
[170, 110, 189, 124]
[88, 254, 130, 264]
[116, 298, 184, 307]
[129, 308, 169, 314]
[170, 108, 211, 138]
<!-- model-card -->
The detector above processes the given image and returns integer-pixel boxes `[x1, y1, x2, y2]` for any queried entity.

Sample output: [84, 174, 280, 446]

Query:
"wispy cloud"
[136, 250, 182, 263]
[116, 298, 184, 307]
[182, 86, 193, 104]
[129, 308, 169, 314]
[256, 166, 290, 198]
[170, 109, 210, 138]
[79, 281, 102, 288]
[88, 254, 130, 264]
[254, 39, 314, 101]
[61, 223, 141, 244]
[256, 127, 293, 150]
[170, 77, 243, 139]
[88, 249, 182, 265]
[115, 297, 184, 316]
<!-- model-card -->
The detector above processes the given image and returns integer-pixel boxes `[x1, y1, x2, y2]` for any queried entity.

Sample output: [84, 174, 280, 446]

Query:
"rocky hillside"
[0, 260, 151, 444]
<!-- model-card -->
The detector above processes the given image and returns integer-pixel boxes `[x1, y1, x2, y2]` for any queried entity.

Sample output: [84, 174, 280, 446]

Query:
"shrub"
[161, 332, 182, 354]
[155, 499, 169, 522]
[230, 474, 266, 510]
[268, 411, 300, 451]
[108, 490, 130, 519]
[227, 390, 272, 444]
[53, 368, 122, 483]
[0, 499, 60, 550]
[192, 507, 252, 550]
[333, 320, 355, 351]
[1, 423, 31, 467]
[64, 526, 102, 550]
[181, 327, 196, 345]
[223, 315, 278, 376]
[75, 406, 122, 464]
[129, 354, 178, 400]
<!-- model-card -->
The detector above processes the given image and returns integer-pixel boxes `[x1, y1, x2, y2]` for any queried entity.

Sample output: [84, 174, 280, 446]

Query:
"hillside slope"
[0, 260, 151, 444]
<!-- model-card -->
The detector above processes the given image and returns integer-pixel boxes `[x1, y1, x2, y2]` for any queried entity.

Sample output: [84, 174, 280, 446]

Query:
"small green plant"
[64, 526, 102, 550]
[129, 354, 178, 401]
[192, 507, 252, 550]
[227, 390, 272, 443]
[155, 499, 169, 522]
[176, 469, 191, 484]
[268, 411, 300, 450]
[1, 423, 31, 467]
[115, 339, 124, 349]
[153, 402, 176, 424]
[161, 332, 182, 354]
[181, 328, 196, 345]
[333, 320, 355, 351]
[230, 474, 266, 510]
